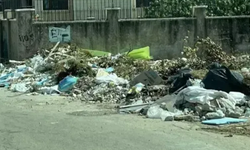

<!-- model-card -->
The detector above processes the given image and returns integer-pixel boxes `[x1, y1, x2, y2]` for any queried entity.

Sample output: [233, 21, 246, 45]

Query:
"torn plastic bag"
[175, 86, 236, 110]
[146, 105, 164, 119]
[202, 65, 250, 95]
[40, 85, 61, 95]
[10, 83, 29, 93]
[96, 74, 129, 85]
[229, 92, 246, 105]
[127, 46, 152, 60]
[147, 105, 183, 121]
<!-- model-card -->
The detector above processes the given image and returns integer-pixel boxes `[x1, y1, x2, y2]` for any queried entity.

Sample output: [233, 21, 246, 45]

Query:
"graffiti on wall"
[49, 26, 71, 42]
[19, 33, 34, 43]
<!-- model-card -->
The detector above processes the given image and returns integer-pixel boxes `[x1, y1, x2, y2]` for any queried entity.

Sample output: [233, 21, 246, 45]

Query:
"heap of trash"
[1, 38, 250, 125]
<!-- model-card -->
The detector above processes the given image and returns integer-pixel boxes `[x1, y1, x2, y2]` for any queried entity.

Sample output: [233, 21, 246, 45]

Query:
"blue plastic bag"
[105, 67, 114, 73]
[58, 76, 78, 92]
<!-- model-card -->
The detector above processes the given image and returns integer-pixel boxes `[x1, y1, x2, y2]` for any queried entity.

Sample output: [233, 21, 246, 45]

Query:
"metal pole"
[2, 0, 6, 18]
[11, 0, 15, 18]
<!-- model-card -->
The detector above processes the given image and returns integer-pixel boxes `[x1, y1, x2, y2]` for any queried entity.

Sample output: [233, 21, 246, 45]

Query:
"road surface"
[0, 89, 249, 150]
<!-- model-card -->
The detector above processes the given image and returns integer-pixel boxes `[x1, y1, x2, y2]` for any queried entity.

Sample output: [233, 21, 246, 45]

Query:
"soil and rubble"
[1, 38, 250, 126]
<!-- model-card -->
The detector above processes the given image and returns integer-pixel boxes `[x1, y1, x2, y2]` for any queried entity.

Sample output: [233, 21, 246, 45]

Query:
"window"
[43, 0, 68, 10]
[136, 0, 151, 8]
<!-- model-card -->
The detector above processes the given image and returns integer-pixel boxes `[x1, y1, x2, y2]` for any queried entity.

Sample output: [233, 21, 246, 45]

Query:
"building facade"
[34, 0, 151, 21]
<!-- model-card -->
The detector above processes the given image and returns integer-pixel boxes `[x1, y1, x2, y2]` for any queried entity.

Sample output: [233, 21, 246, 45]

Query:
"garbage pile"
[1, 38, 250, 125]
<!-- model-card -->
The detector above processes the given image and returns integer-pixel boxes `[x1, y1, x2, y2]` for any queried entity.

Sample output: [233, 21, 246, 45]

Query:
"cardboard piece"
[130, 69, 163, 86]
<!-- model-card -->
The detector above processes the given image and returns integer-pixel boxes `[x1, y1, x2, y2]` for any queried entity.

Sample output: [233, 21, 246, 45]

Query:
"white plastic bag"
[40, 85, 61, 95]
[160, 111, 175, 121]
[96, 74, 128, 85]
[10, 83, 29, 93]
[30, 55, 46, 71]
[146, 105, 163, 119]
[175, 86, 236, 110]
[229, 92, 246, 104]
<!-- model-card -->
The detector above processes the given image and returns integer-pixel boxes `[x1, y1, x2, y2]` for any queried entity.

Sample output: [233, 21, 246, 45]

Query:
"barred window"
[43, 0, 68, 10]
[136, 0, 151, 8]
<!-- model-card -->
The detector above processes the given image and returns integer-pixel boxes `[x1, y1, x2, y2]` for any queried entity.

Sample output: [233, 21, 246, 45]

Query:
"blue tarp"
[202, 117, 247, 125]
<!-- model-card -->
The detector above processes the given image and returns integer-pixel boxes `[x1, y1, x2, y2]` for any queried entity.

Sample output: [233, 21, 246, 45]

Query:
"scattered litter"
[146, 105, 164, 119]
[168, 68, 193, 94]
[154, 95, 176, 112]
[96, 69, 109, 77]
[205, 110, 225, 119]
[128, 83, 145, 94]
[96, 74, 128, 85]
[127, 46, 152, 60]
[175, 86, 236, 110]
[105, 67, 114, 73]
[202, 64, 250, 95]
[1, 38, 250, 125]
[119, 102, 153, 113]
[130, 69, 163, 86]
[10, 83, 29, 93]
[40, 85, 61, 95]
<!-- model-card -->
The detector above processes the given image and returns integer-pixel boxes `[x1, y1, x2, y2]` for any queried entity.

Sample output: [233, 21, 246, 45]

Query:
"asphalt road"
[0, 89, 249, 150]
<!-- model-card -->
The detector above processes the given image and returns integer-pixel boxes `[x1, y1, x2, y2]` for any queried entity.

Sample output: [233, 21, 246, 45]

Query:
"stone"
[174, 115, 195, 122]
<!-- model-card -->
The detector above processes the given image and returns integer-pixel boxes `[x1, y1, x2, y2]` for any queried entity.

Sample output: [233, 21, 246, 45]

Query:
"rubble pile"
[1, 38, 250, 124]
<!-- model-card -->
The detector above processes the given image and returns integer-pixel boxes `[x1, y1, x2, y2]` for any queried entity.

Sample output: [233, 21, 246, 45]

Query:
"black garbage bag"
[202, 64, 250, 95]
[168, 68, 193, 94]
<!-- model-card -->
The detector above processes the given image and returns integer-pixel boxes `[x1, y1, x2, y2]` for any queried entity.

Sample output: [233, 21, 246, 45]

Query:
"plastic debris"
[202, 117, 247, 125]
[127, 46, 152, 60]
[105, 67, 114, 73]
[58, 76, 78, 92]
[1, 39, 250, 124]
[10, 83, 29, 93]
[96, 74, 129, 85]
[96, 69, 109, 77]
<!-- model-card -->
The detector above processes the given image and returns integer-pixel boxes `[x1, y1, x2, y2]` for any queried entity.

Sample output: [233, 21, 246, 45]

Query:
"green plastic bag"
[127, 46, 152, 60]
[79, 49, 111, 57]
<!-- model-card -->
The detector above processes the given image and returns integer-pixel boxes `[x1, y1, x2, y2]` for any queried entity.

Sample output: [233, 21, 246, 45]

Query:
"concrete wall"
[33, 16, 250, 60]
[119, 18, 196, 59]
[1, 8, 250, 61]
[1, 19, 18, 61]
[206, 16, 250, 52]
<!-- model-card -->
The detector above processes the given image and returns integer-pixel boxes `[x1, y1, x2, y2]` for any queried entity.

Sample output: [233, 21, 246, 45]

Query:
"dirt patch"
[200, 123, 250, 137]
[67, 110, 118, 116]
